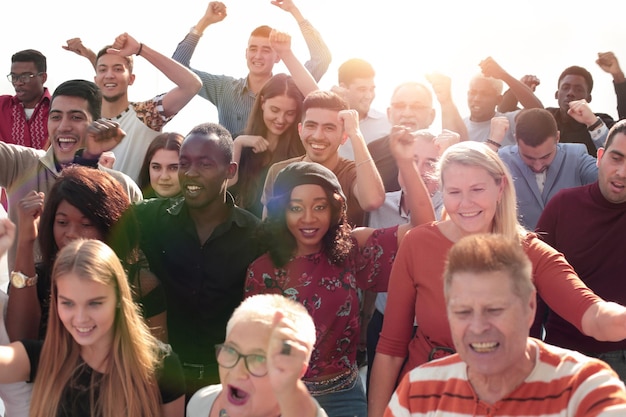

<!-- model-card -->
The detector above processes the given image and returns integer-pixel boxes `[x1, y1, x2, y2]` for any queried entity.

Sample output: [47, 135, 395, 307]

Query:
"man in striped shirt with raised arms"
[385, 234, 626, 417]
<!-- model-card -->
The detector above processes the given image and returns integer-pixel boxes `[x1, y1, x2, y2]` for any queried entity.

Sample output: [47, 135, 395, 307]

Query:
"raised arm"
[62, 37, 97, 70]
[269, 30, 318, 97]
[0, 218, 15, 260]
[597, 51, 626, 120]
[567, 99, 609, 150]
[340, 110, 385, 211]
[499, 74, 541, 113]
[271, 0, 331, 82]
[268, 311, 319, 417]
[229, 135, 271, 186]
[6, 191, 44, 341]
[390, 127, 435, 243]
[425, 73, 468, 141]
[108, 33, 202, 117]
[480, 57, 543, 110]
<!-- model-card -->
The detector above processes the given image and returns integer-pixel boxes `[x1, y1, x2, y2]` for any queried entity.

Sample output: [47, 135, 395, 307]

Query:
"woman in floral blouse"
[244, 129, 434, 417]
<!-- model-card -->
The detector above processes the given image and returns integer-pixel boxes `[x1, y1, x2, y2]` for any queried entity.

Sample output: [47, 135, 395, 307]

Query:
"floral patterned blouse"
[244, 226, 398, 380]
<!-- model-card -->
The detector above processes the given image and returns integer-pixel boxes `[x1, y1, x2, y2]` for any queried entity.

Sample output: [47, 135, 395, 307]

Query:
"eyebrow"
[58, 295, 107, 302]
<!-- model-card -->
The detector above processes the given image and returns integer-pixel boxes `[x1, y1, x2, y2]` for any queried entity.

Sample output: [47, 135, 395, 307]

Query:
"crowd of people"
[0, 1, 626, 416]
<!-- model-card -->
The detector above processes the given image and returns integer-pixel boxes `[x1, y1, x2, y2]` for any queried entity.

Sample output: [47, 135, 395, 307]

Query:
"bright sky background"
[2, 0, 625, 135]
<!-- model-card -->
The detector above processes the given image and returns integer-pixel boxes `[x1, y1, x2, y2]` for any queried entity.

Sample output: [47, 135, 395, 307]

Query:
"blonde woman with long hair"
[0, 238, 185, 417]
[369, 141, 626, 417]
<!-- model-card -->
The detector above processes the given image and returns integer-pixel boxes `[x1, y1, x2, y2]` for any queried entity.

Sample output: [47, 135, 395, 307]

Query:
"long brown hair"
[235, 74, 305, 210]
[29, 240, 163, 417]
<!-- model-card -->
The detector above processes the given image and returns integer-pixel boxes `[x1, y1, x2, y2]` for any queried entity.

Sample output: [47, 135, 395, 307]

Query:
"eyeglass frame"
[7, 72, 44, 84]
[214, 343, 268, 377]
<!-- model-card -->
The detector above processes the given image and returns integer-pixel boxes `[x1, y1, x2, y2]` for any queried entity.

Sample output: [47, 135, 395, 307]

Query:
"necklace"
[106, 106, 130, 120]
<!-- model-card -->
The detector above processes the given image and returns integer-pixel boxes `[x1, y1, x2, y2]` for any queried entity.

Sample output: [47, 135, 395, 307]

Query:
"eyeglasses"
[215, 344, 268, 377]
[390, 102, 431, 112]
[7, 72, 43, 84]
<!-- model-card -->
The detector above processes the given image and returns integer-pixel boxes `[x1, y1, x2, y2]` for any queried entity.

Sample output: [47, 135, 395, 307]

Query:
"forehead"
[11, 61, 38, 73]
[604, 132, 626, 155]
[181, 133, 223, 156]
[447, 270, 516, 302]
[248, 35, 272, 49]
[302, 107, 341, 125]
[517, 137, 557, 155]
[290, 183, 327, 199]
[442, 162, 493, 184]
[50, 95, 90, 114]
[391, 85, 432, 105]
[227, 320, 271, 347]
[151, 148, 180, 163]
[56, 272, 113, 297]
[96, 53, 130, 69]
[413, 137, 438, 158]
[559, 74, 589, 89]
[347, 77, 375, 89]
[469, 77, 499, 95]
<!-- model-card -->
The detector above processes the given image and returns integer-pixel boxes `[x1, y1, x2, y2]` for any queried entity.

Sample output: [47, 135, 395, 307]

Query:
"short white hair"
[227, 294, 316, 359]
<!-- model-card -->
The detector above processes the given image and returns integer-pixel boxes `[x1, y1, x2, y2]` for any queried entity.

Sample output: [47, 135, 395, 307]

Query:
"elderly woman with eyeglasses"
[187, 294, 327, 417]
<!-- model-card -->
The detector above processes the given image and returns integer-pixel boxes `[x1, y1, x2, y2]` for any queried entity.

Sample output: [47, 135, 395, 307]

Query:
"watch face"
[11, 272, 26, 288]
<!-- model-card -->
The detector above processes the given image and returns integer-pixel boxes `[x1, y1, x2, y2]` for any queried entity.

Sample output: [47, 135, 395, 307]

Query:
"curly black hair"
[259, 187, 353, 267]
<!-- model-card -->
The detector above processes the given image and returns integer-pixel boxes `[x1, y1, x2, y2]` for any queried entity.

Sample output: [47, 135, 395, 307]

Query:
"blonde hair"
[29, 239, 163, 417]
[437, 141, 525, 241]
[227, 294, 316, 362]
[443, 233, 535, 303]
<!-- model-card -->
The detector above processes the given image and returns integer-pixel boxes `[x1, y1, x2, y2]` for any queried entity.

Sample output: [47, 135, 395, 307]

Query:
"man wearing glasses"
[0, 49, 50, 149]
[0, 50, 50, 210]
[368, 77, 467, 192]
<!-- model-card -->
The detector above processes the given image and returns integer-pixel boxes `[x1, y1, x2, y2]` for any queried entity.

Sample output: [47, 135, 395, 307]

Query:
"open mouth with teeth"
[470, 341, 499, 353]
[185, 184, 203, 196]
[74, 325, 96, 335]
[227, 385, 249, 405]
[57, 137, 78, 151]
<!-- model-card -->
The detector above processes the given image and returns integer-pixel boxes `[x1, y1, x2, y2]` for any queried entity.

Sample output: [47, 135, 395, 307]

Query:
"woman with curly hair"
[7, 165, 167, 342]
[243, 129, 435, 417]
[0, 239, 184, 417]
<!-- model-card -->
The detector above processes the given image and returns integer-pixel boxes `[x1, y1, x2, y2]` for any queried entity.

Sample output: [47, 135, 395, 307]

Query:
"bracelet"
[190, 26, 203, 36]
[136, 43, 143, 56]
[356, 157, 374, 168]
[587, 117, 603, 131]
[485, 139, 502, 149]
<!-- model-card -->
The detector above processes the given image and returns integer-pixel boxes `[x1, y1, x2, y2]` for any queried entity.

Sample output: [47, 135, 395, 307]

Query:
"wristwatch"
[10, 271, 38, 289]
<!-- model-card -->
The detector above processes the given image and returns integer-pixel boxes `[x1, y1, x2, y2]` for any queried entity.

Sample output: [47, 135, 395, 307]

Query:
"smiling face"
[218, 320, 279, 417]
[53, 200, 104, 250]
[597, 132, 626, 204]
[149, 149, 181, 198]
[94, 53, 134, 103]
[387, 84, 435, 131]
[447, 270, 535, 381]
[298, 108, 345, 168]
[261, 94, 298, 140]
[178, 133, 236, 210]
[48, 95, 93, 164]
[442, 163, 504, 237]
[286, 184, 332, 256]
[246, 36, 279, 77]
[467, 77, 501, 122]
[342, 77, 376, 119]
[10, 60, 46, 108]
[56, 271, 117, 356]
